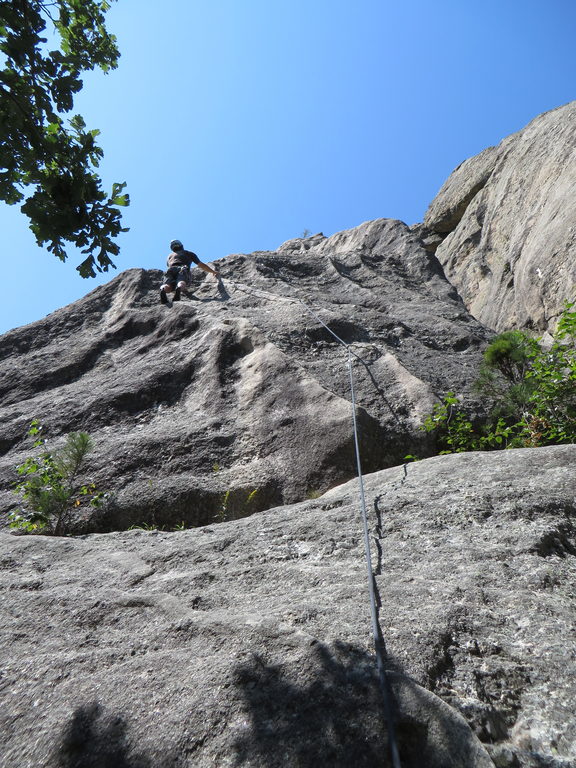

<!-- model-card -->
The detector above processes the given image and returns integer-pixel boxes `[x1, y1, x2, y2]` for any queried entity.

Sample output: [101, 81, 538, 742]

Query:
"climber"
[160, 239, 220, 304]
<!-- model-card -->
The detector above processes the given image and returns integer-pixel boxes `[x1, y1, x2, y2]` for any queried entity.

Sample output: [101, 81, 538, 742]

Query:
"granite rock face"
[425, 101, 576, 333]
[1, 446, 575, 767]
[0, 218, 489, 531]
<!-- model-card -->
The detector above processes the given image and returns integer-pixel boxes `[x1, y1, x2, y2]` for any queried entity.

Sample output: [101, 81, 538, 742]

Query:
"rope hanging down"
[225, 278, 401, 767]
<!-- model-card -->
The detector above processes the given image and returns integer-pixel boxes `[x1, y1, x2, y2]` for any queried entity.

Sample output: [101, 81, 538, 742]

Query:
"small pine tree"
[475, 330, 540, 422]
[10, 422, 105, 535]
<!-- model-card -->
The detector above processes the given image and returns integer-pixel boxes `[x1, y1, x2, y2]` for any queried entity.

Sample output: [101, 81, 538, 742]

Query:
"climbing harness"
[225, 277, 402, 767]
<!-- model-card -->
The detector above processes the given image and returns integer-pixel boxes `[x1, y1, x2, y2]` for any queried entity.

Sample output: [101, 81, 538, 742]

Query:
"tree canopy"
[0, 0, 129, 277]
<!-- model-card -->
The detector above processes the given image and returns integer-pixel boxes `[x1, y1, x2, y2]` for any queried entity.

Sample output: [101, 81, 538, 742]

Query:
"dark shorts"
[163, 265, 191, 287]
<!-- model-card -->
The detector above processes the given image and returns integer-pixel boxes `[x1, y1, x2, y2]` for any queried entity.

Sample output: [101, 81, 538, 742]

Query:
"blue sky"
[1, 0, 575, 334]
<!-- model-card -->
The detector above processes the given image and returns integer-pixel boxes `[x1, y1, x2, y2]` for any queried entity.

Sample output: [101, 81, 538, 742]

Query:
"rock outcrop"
[424, 101, 576, 333]
[0, 218, 490, 531]
[1, 446, 575, 767]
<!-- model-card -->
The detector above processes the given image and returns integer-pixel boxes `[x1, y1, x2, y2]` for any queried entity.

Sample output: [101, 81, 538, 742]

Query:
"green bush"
[423, 302, 576, 453]
[10, 421, 105, 535]
[422, 393, 513, 454]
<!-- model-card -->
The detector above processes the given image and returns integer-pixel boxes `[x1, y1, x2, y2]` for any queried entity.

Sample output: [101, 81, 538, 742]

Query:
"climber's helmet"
[170, 239, 184, 252]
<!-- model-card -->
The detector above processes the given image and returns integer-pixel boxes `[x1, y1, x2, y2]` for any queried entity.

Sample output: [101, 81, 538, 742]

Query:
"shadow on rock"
[56, 702, 167, 768]
[232, 641, 389, 767]
[232, 641, 493, 768]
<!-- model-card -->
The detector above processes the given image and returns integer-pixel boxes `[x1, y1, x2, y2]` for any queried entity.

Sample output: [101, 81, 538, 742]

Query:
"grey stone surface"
[424, 146, 499, 235]
[2, 445, 575, 767]
[424, 101, 576, 332]
[0, 218, 489, 531]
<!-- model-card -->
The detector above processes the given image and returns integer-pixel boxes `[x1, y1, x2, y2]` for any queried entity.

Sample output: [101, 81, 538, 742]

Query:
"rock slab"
[1, 446, 575, 767]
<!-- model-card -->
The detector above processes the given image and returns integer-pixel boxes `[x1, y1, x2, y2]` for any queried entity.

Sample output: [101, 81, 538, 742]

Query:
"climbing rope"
[224, 276, 402, 767]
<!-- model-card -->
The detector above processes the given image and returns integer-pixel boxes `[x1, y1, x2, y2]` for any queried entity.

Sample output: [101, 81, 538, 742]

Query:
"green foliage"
[521, 312, 576, 446]
[481, 330, 539, 383]
[0, 0, 129, 276]
[10, 421, 105, 535]
[217, 488, 231, 521]
[475, 330, 539, 421]
[128, 485, 261, 530]
[422, 393, 513, 453]
[128, 522, 162, 531]
[423, 303, 576, 453]
[556, 302, 576, 341]
[423, 393, 475, 454]
[127, 521, 191, 532]
[215, 487, 259, 522]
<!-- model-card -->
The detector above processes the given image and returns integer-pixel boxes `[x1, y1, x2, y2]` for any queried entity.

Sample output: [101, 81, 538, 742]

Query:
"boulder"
[1, 445, 575, 766]
[425, 101, 576, 333]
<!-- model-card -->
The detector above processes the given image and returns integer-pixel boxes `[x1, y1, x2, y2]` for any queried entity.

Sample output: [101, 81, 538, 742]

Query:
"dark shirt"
[167, 249, 201, 268]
